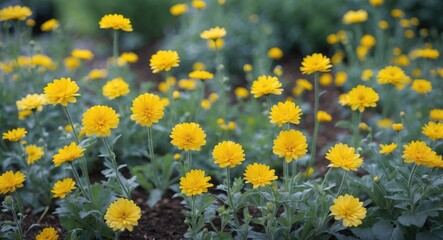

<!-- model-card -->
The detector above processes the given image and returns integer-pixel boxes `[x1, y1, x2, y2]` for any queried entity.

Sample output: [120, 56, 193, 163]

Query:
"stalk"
[336, 171, 348, 197]
[102, 137, 131, 199]
[147, 127, 161, 189]
[306, 73, 320, 175]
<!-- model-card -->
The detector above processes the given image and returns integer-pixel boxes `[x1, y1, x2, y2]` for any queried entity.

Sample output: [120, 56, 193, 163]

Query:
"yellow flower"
[250, 75, 283, 98]
[395, 55, 410, 67]
[244, 163, 278, 189]
[377, 66, 408, 87]
[273, 65, 283, 77]
[51, 178, 76, 199]
[326, 34, 339, 45]
[99, 14, 133, 32]
[330, 194, 367, 227]
[26, 19, 35, 27]
[192, 0, 206, 10]
[356, 46, 369, 62]
[16, 94, 46, 111]
[267, 47, 284, 60]
[361, 69, 373, 81]
[173, 153, 181, 161]
[269, 101, 302, 127]
[178, 79, 197, 90]
[170, 3, 188, 16]
[102, 77, 130, 100]
[335, 71, 348, 87]
[52, 142, 85, 167]
[317, 110, 332, 122]
[193, 62, 206, 71]
[82, 105, 119, 137]
[296, 79, 313, 90]
[170, 122, 206, 151]
[35, 227, 59, 240]
[180, 169, 213, 196]
[41, 18, 59, 32]
[392, 123, 403, 132]
[200, 26, 226, 40]
[411, 79, 432, 94]
[119, 52, 138, 63]
[2, 128, 27, 142]
[410, 48, 439, 60]
[319, 73, 333, 86]
[150, 50, 180, 73]
[300, 53, 332, 75]
[25, 144, 44, 164]
[422, 121, 443, 141]
[0, 5, 32, 21]
[430, 109, 443, 121]
[0, 170, 26, 194]
[104, 198, 141, 232]
[234, 87, 249, 99]
[189, 70, 214, 81]
[342, 10, 368, 24]
[243, 64, 253, 72]
[87, 69, 108, 80]
[326, 143, 363, 171]
[402, 141, 441, 168]
[273, 130, 308, 163]
[172, 91, 180, 99]
[391, 9, 404, 18]
[44, 78, 80, 106]
[379, 143, 397, 155]
[359, 122, 370, 131]
[369, 0, 383, 7]
[212, 141, 245, 168]
[64, 56, 80, 71]
[377, 118, 393, 129]
[201, 99, 211, 110]
[207, 38, 224, 49]
[346, 85, 379, 112]
[71, 49, 94, 60]
[130, 93, 165, 127]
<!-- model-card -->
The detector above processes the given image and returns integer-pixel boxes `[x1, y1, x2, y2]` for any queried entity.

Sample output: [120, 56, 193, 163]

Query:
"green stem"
[283, 162, 289, 192]
[113, 30, 119, 65]
[10, 196, 24, 240]
[306, 73, 320, 175]
[352, 111, 362, 148]
[13, 191, 24, 215]
[191, 195, 197, 237]
[371, 147, 391, 180]
[321, 168, 331, 187]
[102, 137, 131, 199]
[336, 171, 348, 198]
[195, 80, 205, 121]
[408, 164, 417, 190]
[69, 162, 90, 201]
[382, 85, 392, 118]
[37, 205, 50, 223]
[215, 44, 227, 115]
[32, 111, 45, 138]
[148, 127, 161, 190]
[186, 151, 193, 172]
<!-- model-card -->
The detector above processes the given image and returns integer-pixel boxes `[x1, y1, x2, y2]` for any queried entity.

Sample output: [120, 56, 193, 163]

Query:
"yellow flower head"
[300, 53, 332, 75]
[200, 26, 226, 40]
[379, 143, 397, 155]
[342, 10, 368, 24]
[212, 141, 245, 168]
[317, 110, 332, 122]
[335, 71, 348, 87]
[244, 163, 278, 189]
[16, 93, 46, 111]
[330, 194, 367, 227]
[269, 101, 302, 127]
[192, 0, 206, 10]
[410, 48, 440, 60]
[243, 64, 253, 72]
[411, 79, 432, 94]
[87, 69, 108, 80]
[25, 144, 44, 164]
[267, 47, 284, 60]
[273, 130, 308, 163]
[44, 78, 80, 106]
[201, 99, 211, 110]
[119, 52, 138, 63]
[346, 85, 379, 112]
[188, 70, 214, 81]
[71, 49, 94, 60]
[403, 141, 441, 168]
[51, 178, 76, 199]
[64, 57, 80, 71]
[193, 62, 206, 71]
[377, 66, 408, 87]
[234, 87, 249, 99]
[99, 14, 133, 32]
[391, 9, 404, 18]
[170, 3, 188, 16]
[326, 143, 363, 171]
[53, 142, 85, 167]
[180, 169, 213, 196]
[178, 79, 197, 91]
[150, 50, 180, 73]
[0, 170, 26, 194]
[102, 77, 130, 100]
[296, 79, 313, 90]
[82, 105, 119, 137]
[369, 0, 384, 7]
[377, 118, 393, 128]
[392, 123, 403, 132]
[35, 227, 59, 240]
[26, 19, 35, 27]
[359, 122, 370, 131]
[18, 110, 31, 119]
[207, 38, 224, 49]
[0, 5, 32, 21]
[2, 128, 27, 142]
[130, 93, 165, 127]
[41, 18, 59, 32]
[104, 198, 141, 232]
[250, 75, 283, 98]
[326, 34, 339, 45]
[319, 73, 333, 86]
[422, 121, 443, 141]
[361, 69, 373, 81]
[170, 122, 206, 151]
[360, 35, 376, 48]
[430, 109, 443, 121]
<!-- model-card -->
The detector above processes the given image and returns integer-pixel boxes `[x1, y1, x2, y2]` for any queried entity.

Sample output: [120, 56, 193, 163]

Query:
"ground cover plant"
[1, 0, 443, 239]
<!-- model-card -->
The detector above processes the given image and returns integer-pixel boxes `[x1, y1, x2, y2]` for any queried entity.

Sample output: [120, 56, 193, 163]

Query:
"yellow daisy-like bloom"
[212, 141, 245, 168]
[170, 122, 206, 151]
[430, 109, 443, 121]
[317, 110, 332, 122]
[192, 0, 206, 9]
[102, 77, 130, 100]
[25, 144, 44, 164]
[180, 169, 213, 196]
[170, 3, 188, 16]
[178, 79, 197, 90]
[71, 49, 94, 60]
[150, 50, 180, 73]
[377, 66, 408, 87]
[342, 9, 368, 24]
[44, 78, 80, 106]
[411, 79, 432, 94]
[99, 14, 133, 32]
[402, 141, 441, 168]
[193, 62, 206, 71]
[188, 70, 214, 81]
[243, 64, 253, 72]
[379, 143, 398, 155]
[269, 101, 302, 127]
[104, 198, 141, 232]
[250, 75, 283, 98]
[273, 130, 308, 163]
[26, 19, 35, 27]
[0, 170, 26, 194]
[361, 69, 373, 81]
[335, 71, 348, 87]
[378, 20, 389, 29]
[119, 52, 138, 63]
[130, 93, 165, 127]
[360, 35, 376, 48]
[0, 5, 32, 21]
[234, 87, 249, 99]
[267, 47, 284, 60]
[2, 128, 27, 142]
[300, 53, 332, 75]
[16, 94, 46, 111]
[200, 26, 226, 40]
[87, 69, 108, 80]
[51, 178, 76, 199]
[330, 194, 367, 227]
[369, 0, 384, 7]
[346, 85, 379, 112]
[410, 48, 440, 60]
[82, 105, 119, 137]
[359, 122, 370, 131]
[52, 142, 85, 167]
[64, 56, 80, 71]
[326, 143, 363, 171]
[296, 79, 313, 90]
[244, 163, 278, 189]
[392, 123, 403, 132]
[18, 110, 31, 119]
[35, 227, 59, 240]
[422, 121, 443, 141]
[40, 18, 59, 32]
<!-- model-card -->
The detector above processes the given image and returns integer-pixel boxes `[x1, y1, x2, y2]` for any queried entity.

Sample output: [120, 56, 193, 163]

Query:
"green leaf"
[371, 219, 404, 240]
[397, 213, 427, 227]
[416, 231, 443, 240]
[147, 189, 163, 208]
